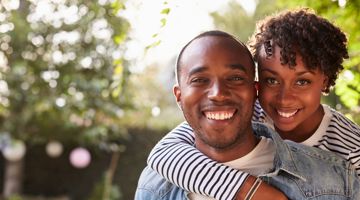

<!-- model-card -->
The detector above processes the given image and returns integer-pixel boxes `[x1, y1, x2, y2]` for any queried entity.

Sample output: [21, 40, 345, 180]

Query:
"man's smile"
[203, 109, 236, 120]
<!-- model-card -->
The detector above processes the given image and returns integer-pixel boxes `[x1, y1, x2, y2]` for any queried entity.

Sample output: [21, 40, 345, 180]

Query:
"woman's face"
[257, 44, 328, 140]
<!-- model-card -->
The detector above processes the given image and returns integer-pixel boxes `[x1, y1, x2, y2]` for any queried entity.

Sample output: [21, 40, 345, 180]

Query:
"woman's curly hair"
[248, 8, 348, 94]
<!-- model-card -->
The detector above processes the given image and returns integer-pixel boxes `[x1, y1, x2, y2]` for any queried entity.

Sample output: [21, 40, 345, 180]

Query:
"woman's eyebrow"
[259, 68, 316, 75]
[228, 64, 247, 72]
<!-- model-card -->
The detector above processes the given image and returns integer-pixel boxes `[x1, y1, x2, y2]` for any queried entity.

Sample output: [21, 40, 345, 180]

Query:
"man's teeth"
[277, 110, 298, 118]
[205, 112, 233, 120]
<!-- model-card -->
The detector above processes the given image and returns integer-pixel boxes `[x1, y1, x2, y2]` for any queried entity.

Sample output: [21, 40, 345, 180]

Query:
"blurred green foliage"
[210, 0, 279, 42]
[88, 173, 122, 200]
[0, 0, 131, 146]
[0, 0, 185, 153]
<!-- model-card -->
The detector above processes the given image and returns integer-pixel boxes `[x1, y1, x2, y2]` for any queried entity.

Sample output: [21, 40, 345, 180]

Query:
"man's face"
[174, 36, 256, 157]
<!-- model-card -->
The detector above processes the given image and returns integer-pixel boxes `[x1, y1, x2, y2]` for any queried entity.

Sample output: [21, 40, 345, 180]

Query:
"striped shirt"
[147, 101, 360, 200]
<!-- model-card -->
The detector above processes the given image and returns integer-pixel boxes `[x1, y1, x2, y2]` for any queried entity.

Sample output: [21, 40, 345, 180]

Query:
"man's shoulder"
[135, 166, 185, 200]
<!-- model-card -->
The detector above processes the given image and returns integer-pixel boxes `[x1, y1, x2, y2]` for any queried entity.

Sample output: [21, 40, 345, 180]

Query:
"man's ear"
[173, 84, 182, 109]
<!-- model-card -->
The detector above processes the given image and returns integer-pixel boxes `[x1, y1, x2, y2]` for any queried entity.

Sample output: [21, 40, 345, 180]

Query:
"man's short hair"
[175, 30, 255, 84]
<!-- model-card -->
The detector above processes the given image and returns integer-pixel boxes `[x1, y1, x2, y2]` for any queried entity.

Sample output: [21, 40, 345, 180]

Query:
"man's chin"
[198, 129, 236, 145]
[201, 137, 239, 150]
[207, 141, 234, 149]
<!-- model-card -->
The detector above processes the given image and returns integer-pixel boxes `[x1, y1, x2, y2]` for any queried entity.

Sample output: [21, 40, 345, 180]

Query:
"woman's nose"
[276, 86, 295, 106]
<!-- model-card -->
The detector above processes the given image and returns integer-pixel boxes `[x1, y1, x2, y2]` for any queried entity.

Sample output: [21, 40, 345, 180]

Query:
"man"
[135, 30, 360, 200]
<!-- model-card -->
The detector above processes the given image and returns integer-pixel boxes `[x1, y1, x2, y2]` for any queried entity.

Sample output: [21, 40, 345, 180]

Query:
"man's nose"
[208, 81, 230, 101]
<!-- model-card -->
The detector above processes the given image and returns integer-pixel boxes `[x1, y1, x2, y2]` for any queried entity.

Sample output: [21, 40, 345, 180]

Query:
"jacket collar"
[252, 122, 306, 181]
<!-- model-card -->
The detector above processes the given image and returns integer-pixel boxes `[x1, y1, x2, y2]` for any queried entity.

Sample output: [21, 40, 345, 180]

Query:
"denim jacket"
[135, 122, 360, 200]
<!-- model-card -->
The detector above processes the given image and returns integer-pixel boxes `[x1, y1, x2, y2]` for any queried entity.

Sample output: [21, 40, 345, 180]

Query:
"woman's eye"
[265, 78, 279, 85]
[296, 79, 311, 86]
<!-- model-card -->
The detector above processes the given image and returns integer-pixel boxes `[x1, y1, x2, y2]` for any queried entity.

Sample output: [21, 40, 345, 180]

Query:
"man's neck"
[195, 130, 260, 163]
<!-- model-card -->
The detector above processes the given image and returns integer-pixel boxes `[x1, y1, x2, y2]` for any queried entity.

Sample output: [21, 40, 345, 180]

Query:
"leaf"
[114, 33, 127, 45]
[145, 40, 161, 51]
[113, 63, 123, 75]
[160, 18, 167, 27]
[111, 0, 126, 13]
[161, 8, 170, 15]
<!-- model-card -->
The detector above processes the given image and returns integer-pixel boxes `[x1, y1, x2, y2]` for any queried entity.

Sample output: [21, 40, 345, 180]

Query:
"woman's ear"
[173, 84, 182, 109]
[321, 76, 329, 93]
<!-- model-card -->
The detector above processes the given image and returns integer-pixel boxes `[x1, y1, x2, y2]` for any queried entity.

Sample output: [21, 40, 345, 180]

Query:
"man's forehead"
[183, 36, 249, 60]
[187, 35, 240, 50]
[185, 36, 252, 63]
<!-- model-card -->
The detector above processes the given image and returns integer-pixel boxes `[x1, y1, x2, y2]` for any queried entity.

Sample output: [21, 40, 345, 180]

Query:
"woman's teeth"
[277, 110, 298, 118]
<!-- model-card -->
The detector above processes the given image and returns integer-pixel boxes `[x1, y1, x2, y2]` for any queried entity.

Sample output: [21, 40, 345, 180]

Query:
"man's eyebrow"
[188, 66, 208, 77]
[228, 64, 247, 72]
[187, 64, 248, 77]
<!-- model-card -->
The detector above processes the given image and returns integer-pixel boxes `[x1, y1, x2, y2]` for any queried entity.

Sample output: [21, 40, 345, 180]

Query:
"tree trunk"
[3, 158, 24, 197]
[102, 151, 120, 200]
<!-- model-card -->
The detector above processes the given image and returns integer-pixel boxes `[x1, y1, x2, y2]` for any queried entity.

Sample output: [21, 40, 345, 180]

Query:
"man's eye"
[228, 76, 244, 81]
[296, 79, 311, 86]
[190, 78, 208, 84]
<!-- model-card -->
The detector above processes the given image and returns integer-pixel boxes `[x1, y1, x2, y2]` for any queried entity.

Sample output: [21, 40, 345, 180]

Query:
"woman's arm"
[147, 122, 249, 199]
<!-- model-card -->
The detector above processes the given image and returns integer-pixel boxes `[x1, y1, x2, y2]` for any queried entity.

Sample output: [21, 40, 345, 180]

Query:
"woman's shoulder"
[323, 104, 360, 134]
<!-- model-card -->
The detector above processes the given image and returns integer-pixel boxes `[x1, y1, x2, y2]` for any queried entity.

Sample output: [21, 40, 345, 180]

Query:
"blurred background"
[0, 0, 359, 199]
